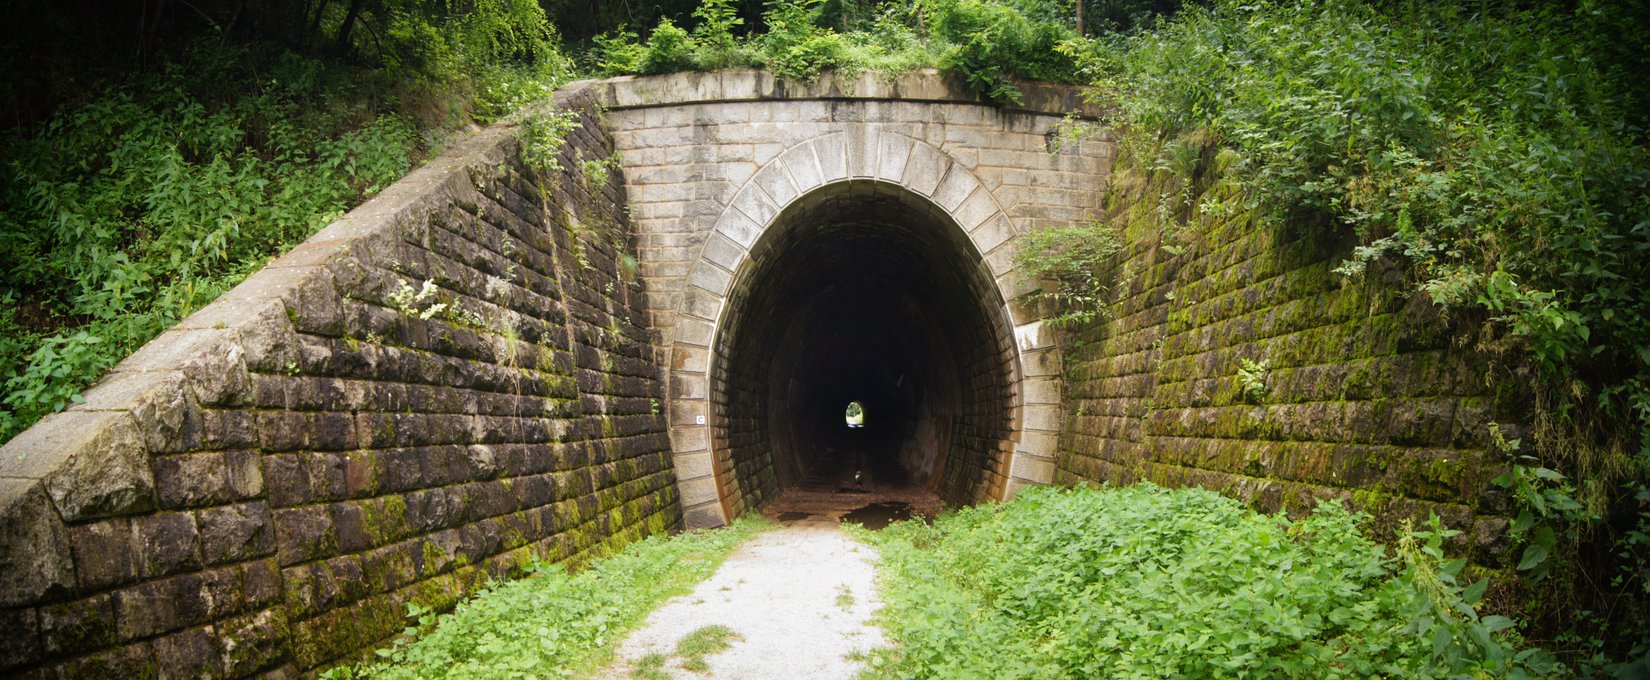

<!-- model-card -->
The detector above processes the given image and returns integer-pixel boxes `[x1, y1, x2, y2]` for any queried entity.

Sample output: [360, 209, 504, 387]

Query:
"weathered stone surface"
[39, 593, 117, 656]
[153, 625, 222, 680]
[133, 511, 202, 578]
[0, 480, 75, 608]
[154, 452, 230, 509]
[216, 608, 288, 677]
[0, 606, 40, 670]
[3, 410, 157, 522]
[48, 640, 158, 679]
[68, 517, 137, 592]
[198, 503, 275, 565]
[71, 370, 202, 455]
[273, 505, 338, 567]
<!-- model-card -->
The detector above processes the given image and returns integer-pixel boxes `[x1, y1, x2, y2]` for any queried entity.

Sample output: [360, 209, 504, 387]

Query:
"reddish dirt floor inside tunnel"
[706, 181, 1022, 525]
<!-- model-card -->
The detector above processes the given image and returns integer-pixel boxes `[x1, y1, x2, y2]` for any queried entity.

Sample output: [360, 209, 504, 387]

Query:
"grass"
[624, 624, 743, 677]
[834, 585, 856, 611]
[325, 517, 769, 679]
[630, 653, 670, 680]
[674, 624, 742, 673]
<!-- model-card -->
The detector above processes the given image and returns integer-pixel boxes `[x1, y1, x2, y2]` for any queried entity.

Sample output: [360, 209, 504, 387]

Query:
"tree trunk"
[304, 0, 330, 50]
[335, 0, 363, 57]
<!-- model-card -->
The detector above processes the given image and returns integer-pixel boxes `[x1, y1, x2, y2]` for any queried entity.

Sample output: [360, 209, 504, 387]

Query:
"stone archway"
[663, 129, 1064, 527]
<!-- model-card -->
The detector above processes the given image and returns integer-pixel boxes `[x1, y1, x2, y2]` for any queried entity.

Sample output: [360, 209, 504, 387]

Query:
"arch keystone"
[905, 143, 950, 197]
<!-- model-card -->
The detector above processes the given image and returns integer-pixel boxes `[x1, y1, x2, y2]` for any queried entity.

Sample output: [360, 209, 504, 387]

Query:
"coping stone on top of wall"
[578, 67, 1105, 118]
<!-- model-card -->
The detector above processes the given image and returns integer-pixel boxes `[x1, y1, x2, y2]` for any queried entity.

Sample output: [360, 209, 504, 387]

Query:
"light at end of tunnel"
[845, 400, 865, 428]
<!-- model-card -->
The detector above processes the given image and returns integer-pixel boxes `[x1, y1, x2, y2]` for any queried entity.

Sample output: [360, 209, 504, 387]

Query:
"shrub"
[643, 19, 698, 74]
[759, 0, 860, 80]
[593, 27, 648, 76]
[692, 0, 749, 70]
[0, 3, 570, 444]
[584, 0, 1085, 103]
[926, 0, 1082, 104]
[862, 484, 1561, 678]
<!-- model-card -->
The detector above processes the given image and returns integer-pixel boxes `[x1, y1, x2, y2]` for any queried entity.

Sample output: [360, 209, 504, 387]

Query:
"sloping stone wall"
[0, 89, 679, 677]
[1055, 208, 1514, 565]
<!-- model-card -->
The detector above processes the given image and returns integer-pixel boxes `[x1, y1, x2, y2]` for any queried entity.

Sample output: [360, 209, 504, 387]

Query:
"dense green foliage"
[1050, 0, 1650, 656]
[863, 485, 1560, 678]
[328, 518, 769, 678]
[591, 0, 1089, 104]
[1086, 0, 1650, 478]
[4, 0, 1646, 665]
[0, 1, 570, 443]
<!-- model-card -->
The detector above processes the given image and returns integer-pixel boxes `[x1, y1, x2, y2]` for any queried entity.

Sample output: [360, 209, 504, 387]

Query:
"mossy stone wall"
[0, 90, 680, 677]
[1054, 195, 1515, 567]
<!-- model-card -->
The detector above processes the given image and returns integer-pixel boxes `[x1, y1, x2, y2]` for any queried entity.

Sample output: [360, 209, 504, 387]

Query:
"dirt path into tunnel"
[591, 485, 944, 680]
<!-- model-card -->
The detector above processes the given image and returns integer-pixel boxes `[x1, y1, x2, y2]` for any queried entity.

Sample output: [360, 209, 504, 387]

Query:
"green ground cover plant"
[327, 517, 769, 679]
[0, 0, 571, 444]
[861, 484, 1561, 678]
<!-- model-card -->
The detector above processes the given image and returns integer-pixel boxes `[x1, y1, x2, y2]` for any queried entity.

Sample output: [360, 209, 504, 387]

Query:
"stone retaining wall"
[1055, 201, 1515, 566]
[0, 89, 680, 677]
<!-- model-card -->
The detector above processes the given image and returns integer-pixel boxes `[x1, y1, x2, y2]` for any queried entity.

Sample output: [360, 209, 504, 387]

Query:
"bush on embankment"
[0, 0, 570, 444]
[1019, 0, 1649, 662]
[588, 0, 1089, 105]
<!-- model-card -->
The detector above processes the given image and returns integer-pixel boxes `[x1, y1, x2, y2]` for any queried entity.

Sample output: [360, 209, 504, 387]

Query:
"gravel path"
[592, 519, 887, 680]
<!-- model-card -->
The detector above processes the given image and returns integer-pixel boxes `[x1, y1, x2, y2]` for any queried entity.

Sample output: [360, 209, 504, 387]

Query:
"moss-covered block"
[1064, 168, 1511, 571]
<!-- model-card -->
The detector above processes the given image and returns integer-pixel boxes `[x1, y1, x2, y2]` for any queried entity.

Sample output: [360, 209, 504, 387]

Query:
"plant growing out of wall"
[390, 279, 449, 320]
[519, 109, 582, 175]
[1237, 358, 1270, 403]
[1487, 424, 1591, 586]
[1014, 220, 1125, 328]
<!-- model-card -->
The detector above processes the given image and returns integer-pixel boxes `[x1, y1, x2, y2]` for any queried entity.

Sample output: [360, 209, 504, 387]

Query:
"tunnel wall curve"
[0, 90, 680, 676]
[710, 179, 1025, 516]
[590, 69, 1112, 527]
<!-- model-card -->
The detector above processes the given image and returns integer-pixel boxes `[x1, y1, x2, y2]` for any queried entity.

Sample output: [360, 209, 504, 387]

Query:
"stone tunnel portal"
[710, 181, 1020, 514]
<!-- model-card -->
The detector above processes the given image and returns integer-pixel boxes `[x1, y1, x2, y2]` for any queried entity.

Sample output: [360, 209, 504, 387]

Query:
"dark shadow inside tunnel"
[708, 181, 1020, 514]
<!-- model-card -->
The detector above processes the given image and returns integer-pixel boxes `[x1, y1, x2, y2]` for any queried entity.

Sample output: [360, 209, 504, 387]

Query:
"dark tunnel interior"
[708, 181, 1019, 514]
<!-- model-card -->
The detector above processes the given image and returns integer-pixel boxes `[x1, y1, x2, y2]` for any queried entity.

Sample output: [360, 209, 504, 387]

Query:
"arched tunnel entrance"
[708, 181, 1021, 519]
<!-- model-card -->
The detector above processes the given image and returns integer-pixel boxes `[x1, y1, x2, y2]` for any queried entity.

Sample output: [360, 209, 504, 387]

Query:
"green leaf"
[1516, 542, 1550, 572]
[1461, 579, 1488, 605]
